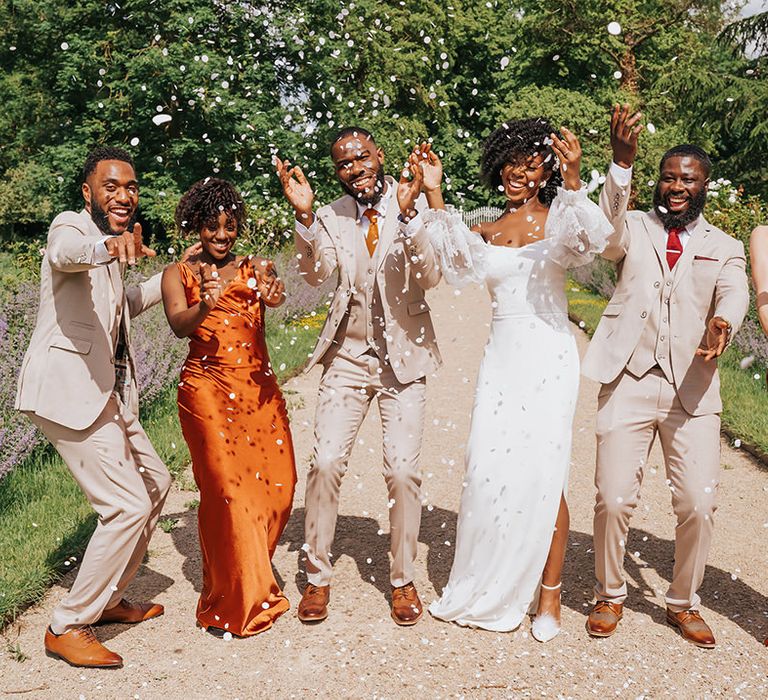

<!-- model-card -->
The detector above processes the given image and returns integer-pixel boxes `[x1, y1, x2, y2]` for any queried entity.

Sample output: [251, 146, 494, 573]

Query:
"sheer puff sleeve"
[545, 186, 612, 268]
[420, 206, 488, 286]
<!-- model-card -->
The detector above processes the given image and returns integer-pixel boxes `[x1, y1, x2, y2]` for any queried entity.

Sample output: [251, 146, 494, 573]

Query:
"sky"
[742, 0, 767, 16]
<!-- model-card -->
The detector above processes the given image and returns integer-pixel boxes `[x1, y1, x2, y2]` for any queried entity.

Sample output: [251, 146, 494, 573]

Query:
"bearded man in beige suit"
[582, 106, 750, 648]
[276, 127, 441, 626]
[16, 147, 176, 667]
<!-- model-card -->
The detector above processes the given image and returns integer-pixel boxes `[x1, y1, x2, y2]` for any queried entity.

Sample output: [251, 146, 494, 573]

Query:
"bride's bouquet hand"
[550, 127, 582, 191]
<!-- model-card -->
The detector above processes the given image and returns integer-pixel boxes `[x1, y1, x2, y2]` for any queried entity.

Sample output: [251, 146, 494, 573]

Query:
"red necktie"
[666, 227, 683, 270]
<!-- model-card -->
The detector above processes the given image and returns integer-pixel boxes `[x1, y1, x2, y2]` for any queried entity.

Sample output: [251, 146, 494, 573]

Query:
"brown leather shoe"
[666, 608, 716, 649]
[97, 599, 164, 625]
[297, 584, 330, 622]
[44, 626, 122, 668]
[586, 601, 623, 637]
[391, 583, 423, 626]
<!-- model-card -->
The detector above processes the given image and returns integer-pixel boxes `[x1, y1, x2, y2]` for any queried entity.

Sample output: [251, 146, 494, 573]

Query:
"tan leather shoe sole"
[391, 584, 423, 626]
[666, 610, 716, 649]
[297, 585, 330, 623]
[390, 608, 422, 626]
[44, 627, 123, 668]
[586, 602, 623, 638]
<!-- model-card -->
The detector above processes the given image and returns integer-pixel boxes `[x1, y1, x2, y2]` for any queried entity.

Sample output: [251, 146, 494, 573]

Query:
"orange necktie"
[363, 208, 379, 257]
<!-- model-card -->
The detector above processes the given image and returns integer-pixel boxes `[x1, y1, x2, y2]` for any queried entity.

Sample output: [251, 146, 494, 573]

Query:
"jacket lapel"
[642, 210, 668, 272]
[374, 176, 398, 272]
[671, 217, 711, 293]
[325, 196, 358, 288]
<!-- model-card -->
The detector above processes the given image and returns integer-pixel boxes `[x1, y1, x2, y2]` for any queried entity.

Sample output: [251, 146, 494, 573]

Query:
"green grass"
[0, 311, 325, 629]
[566, 278, 768, 460]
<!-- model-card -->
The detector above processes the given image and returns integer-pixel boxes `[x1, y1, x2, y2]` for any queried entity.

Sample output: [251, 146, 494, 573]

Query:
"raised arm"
[750, 225, 768, 335]
[545, 128, 612, 268]
[598, 104, 644, 262]
[275, 156, 338, 286]
[398, 145, 441, 289]
[161, 263, 221, 338]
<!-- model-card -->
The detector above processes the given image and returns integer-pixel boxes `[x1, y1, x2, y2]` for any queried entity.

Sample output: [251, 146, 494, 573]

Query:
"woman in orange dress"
[161, 178, 296, 637]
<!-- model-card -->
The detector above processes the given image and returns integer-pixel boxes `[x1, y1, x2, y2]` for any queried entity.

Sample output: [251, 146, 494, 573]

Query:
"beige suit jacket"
[581, 170, 749, 416]
[295, 179, 442, 384]
[15, 210, 162, 430]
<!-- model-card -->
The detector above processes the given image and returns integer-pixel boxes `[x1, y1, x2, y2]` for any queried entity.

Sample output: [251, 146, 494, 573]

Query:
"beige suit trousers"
[29, 393, 171, 633]
[593, 369, 721, 612]
[304, 351, 426, 588]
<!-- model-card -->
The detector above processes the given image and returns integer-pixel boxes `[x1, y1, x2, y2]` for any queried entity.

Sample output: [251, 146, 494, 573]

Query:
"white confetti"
[607, 21, 622, 35]
[152, 114, 172, 126]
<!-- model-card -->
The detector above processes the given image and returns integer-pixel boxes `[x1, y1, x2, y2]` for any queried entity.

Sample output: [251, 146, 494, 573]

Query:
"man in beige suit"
[16, 147, 172, 667]
[276, 127, 441, 625]
[582, 106, 750, 648]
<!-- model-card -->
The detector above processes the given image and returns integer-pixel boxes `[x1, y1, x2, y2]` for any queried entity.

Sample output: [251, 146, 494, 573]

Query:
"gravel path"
[1, 280, 767, 699]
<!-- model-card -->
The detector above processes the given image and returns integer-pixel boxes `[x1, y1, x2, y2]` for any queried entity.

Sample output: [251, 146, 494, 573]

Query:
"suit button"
[665, 281, 671, 286]
[641, 311, 647, 318]
[367, 269, 373, 275]
[110, 357, 115, 364]
[654, 281, 660, 288]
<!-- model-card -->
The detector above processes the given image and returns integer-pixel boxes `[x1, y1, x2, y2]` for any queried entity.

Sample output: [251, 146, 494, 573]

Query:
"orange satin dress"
[176, 257, 296, 637]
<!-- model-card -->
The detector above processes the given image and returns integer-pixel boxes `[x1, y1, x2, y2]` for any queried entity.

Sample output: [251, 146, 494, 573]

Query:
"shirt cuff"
[400, 212, 423, 236]
[295, 215, 318, 242]
[93, 238, 114, 264]
[609, 162, 633, 188]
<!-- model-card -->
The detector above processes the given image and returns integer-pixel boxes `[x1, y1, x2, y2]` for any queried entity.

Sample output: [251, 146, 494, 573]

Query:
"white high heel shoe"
[531, 582, 562, 643]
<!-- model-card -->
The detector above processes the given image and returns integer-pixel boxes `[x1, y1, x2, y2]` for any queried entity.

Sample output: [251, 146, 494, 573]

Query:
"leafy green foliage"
[0, 0, 765, 237]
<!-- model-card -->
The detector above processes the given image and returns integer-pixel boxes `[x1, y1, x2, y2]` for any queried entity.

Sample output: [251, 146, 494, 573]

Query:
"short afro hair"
[480, 117, 562, 206]
[174, 178, 246, 236]
[330, 126, 376, 157]
[82, 146, 134, 183]
[659, 144, 712, 178]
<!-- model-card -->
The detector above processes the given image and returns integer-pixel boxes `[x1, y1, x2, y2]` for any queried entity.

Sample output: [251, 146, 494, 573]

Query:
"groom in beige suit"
[582, 106, 750, 648]
[276, 127, 441, 625]
[16, 147, 172, 667]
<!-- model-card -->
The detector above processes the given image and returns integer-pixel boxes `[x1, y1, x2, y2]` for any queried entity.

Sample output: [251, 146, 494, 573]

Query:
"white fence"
[461, 206, 503, 228]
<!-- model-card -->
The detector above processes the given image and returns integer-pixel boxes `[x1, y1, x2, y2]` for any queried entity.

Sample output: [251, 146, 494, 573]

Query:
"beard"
[653, 185, 707, 230]
[90, 198, 138, 235]
[341, 165, 386, 206]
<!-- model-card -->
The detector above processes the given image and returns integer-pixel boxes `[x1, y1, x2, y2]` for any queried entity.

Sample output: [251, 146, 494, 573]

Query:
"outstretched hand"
[180, 241, 202, 264]
[695, 316, 732, 361]
[610, 103, 643, 169]
[105, 223, 156, 265]
[275, 155, 314, 225]
[550, 127, 582, 190]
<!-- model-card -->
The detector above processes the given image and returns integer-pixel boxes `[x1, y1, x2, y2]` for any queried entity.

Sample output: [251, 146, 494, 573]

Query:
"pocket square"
[693, 255, 719, 262]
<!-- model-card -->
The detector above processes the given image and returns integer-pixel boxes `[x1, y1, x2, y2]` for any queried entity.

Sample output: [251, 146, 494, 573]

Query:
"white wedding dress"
[426, 187, 611, 632]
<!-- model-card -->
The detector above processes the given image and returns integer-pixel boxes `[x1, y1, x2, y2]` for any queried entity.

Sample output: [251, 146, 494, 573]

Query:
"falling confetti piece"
[607, 21, 621, 35]
[152, 114, 172, 126]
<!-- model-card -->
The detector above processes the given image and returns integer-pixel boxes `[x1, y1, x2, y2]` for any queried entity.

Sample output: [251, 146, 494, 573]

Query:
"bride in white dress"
[403, 119, 611, 641]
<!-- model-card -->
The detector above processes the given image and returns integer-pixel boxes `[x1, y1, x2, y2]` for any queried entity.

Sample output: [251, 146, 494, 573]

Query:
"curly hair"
[82, 146, 134, 183]
[174, 177, 246, 236]
[480, 117, 562, 206]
